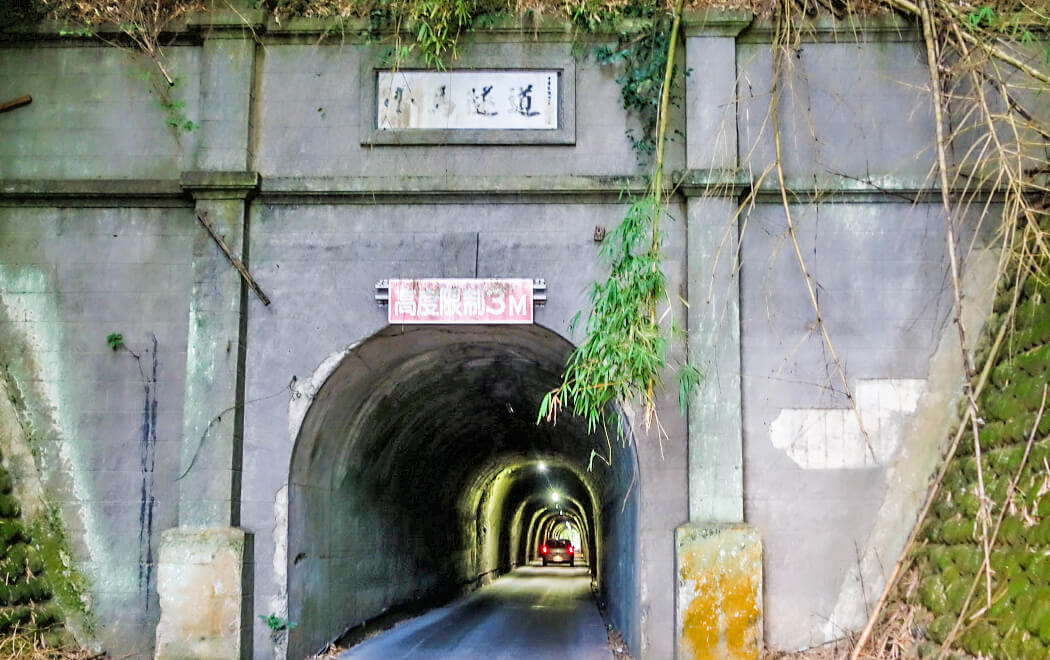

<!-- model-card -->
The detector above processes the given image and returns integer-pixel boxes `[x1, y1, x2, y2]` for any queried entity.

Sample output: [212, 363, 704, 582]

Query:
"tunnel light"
[551, 491, 560, 502]
[537, 461, 547, 472]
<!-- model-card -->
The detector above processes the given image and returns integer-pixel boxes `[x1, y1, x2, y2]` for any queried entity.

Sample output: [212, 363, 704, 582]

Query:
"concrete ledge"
[258, 175, 653, 201]
[0, 179, 185, 198]
[155, 527, 253, 660]
[180, 171, 260, 200]
[738, 13, 919, 42]
[676, 523, 762, 660]
[682, 10, 754, 38]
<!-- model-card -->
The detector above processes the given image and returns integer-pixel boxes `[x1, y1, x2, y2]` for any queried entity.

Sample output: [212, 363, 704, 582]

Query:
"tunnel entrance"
[286, 325, 640, 658]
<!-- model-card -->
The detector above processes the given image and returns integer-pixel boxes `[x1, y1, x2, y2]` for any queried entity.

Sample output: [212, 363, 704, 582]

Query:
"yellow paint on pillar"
[677, 524, 762, 660]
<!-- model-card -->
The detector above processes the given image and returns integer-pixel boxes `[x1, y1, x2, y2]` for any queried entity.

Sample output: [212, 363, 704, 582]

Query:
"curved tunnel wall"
[286, 324, 639, 657]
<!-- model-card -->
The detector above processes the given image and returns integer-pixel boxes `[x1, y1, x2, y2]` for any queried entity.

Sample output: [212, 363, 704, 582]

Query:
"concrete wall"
[0, 45, 200, 178]
[0, 204, 195, 654]
[0, 10, 1022, 659]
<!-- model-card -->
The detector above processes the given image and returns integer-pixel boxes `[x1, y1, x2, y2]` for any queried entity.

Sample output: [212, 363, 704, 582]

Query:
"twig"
[771, 0, 873, 457]
[195, 211, 271, 306]
[919, 0, 995, 611]
[879, 0, 1050, 86]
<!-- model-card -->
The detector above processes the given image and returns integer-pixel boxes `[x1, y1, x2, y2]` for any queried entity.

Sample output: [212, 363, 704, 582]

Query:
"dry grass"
[0, 627, 96, 660]
[763, 640, 854, 660]
[606, 626, 633, 659]
[305, 642, 348, 659]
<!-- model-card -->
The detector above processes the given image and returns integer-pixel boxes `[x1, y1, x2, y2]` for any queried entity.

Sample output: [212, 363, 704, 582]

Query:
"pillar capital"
[681, 9, 753, 38]
[180, 171, 260, 200]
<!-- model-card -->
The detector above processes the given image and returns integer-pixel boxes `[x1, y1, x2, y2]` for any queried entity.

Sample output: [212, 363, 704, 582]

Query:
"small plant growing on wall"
[259, 613, 298, 632]
[105, 332, 124, 351]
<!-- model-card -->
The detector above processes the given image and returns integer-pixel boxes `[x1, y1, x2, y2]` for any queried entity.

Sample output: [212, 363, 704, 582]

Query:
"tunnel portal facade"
[0, 6, 1011, 659]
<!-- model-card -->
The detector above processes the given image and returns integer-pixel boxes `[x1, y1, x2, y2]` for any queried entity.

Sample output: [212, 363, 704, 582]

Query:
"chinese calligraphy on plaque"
[376, 70, 559, 131]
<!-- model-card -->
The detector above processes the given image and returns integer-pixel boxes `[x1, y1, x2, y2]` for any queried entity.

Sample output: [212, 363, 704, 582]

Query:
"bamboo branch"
[643, 0, 685, 431]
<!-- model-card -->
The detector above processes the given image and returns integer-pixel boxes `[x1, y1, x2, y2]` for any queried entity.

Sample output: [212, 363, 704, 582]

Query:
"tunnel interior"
[287, 325, 639, 658]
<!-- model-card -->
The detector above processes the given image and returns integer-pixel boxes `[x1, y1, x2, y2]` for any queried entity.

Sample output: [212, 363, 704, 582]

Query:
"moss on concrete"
[898, 257, 1050, 657]
[0, 456, 68, 645]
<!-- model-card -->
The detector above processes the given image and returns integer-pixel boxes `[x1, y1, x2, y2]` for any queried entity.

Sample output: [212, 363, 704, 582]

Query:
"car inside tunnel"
[287, 324, 640, 658]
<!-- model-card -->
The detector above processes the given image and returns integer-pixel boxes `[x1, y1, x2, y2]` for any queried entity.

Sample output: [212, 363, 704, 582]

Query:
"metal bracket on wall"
[0, 95, 32, 114]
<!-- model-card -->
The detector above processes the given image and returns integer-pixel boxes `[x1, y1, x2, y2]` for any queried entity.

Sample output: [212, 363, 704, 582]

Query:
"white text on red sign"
[388, 279, 534, 324]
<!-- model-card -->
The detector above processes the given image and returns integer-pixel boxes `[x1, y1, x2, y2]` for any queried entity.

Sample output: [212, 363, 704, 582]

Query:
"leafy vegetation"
[540, 0, 696, 445]
[104, 333, 123, 351]
[259, 613, 298, 631]
[595, 15, 684, 164]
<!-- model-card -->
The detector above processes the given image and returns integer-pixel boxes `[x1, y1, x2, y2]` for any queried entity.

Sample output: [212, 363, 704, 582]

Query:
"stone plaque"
[377, 70, 559, 131]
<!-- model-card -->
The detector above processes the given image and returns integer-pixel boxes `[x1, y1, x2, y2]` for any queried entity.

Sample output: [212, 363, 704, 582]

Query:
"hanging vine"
[538, 0, 701, 449]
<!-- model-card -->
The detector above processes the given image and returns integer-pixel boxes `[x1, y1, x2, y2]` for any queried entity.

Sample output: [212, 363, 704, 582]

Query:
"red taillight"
[568, 546, 574, 554]
[541, 545, 548, 554]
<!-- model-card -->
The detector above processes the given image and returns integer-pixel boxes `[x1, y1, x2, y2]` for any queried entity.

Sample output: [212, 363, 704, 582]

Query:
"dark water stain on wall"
[137, 334, 158, 610]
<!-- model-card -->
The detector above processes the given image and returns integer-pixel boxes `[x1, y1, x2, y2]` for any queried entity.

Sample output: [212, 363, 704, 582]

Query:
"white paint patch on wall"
[287, 346, 352, 442]
[770, 379, 926, 469]
[377, 70, 559, 130]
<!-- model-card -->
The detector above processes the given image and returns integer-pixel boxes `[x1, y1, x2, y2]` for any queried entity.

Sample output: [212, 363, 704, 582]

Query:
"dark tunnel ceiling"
[292, 324, 628, 505]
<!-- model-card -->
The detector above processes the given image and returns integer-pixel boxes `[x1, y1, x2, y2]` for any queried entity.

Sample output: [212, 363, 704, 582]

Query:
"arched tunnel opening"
[287, 325, 640, 658]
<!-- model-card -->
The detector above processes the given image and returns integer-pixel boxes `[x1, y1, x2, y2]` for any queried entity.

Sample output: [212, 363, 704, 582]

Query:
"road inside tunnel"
[287, 324, 640, 658]
[336, 565, 612, 660]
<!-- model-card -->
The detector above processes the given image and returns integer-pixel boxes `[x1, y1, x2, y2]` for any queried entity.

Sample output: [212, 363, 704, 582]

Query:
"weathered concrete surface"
[155, 527, 253, 660]
[823, 246, 999, 638]
[0, 46, 200, 179]
[736, 24, 935, 191]
[677, 524, 762, 659]
[738, 201, 960, 648]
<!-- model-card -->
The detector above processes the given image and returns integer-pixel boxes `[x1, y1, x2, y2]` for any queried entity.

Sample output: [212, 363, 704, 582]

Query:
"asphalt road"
[338, 564, 613, 660]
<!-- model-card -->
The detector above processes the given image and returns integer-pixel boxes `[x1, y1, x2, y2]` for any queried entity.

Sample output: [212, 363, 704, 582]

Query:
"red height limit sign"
[386, 278, 536, 324]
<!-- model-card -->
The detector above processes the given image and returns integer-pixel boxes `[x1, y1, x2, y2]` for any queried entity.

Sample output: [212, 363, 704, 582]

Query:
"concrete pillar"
[679, 11, 763, 660]
[190, 4, 261, 172]
[686, 197, 744, 524]
[155, 170, 259, 660]
[155, 8, 262, 655]
[155, 527, 254, 660]
[175, 171, 259, 528]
